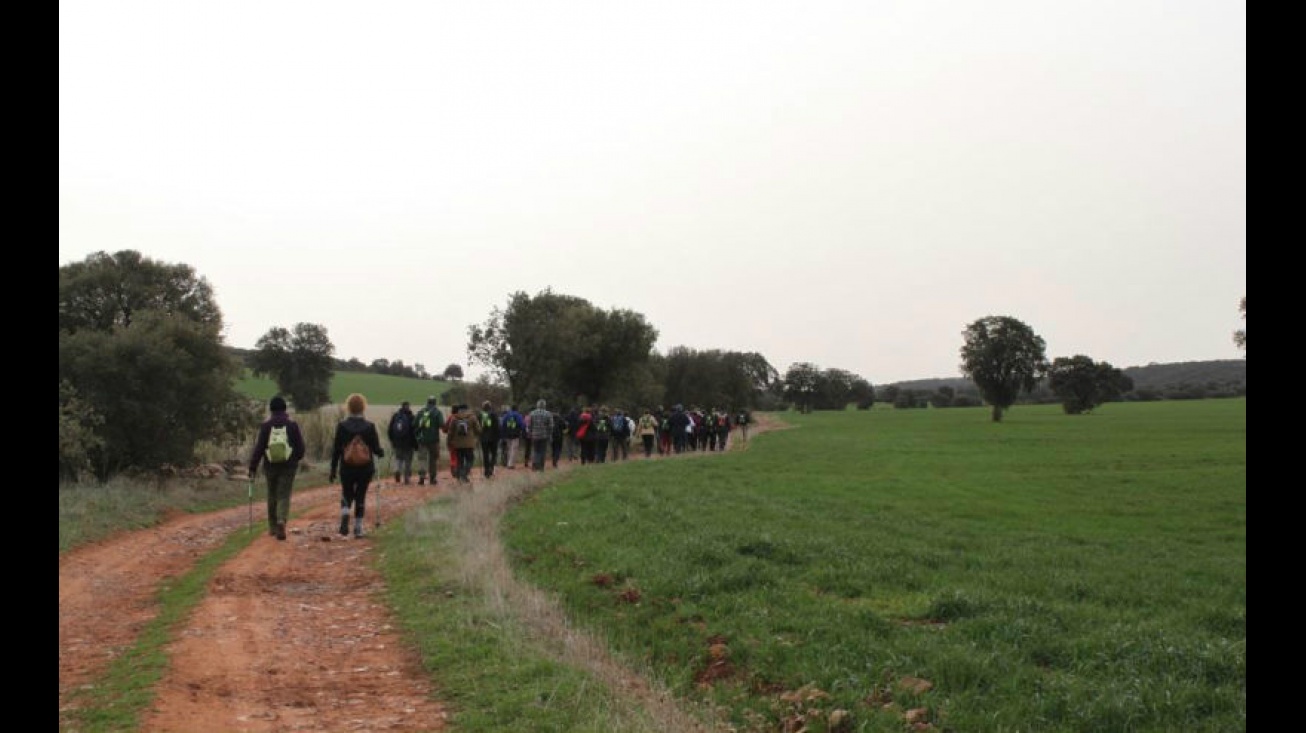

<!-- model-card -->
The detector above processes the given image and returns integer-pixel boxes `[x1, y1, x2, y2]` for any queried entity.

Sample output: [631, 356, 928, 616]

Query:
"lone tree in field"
[249, 322, 336, 411]
[1046, 355, 1134, 414]
[959, 315, 1048, 422]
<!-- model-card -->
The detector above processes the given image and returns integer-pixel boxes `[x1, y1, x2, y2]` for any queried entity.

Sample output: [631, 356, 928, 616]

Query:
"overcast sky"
[59, 0, 1245, 385]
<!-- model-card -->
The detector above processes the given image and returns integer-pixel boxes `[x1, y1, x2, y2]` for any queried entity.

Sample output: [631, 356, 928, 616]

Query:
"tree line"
[59, 250, 1245, 479]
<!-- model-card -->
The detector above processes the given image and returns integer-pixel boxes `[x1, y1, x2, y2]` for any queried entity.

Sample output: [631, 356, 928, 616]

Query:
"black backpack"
[389, 411, 412, 442]
[453, 417, 470, 437]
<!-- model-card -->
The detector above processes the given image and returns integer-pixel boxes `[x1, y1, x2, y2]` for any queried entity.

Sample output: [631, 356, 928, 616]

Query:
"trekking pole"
[247, 479, 254, 535]
[375, 459, 383, 529]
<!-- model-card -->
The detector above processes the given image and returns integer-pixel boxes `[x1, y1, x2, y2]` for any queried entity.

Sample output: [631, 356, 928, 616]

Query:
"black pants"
[551, 437, 563, 467]
[480, 441, 498, 477]
[454, 448, 475, 480]
[340, 467, 372, 519]
[642, 435, 655, 457]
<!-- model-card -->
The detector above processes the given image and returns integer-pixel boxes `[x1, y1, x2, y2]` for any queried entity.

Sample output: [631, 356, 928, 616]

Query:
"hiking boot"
[393, 472, 401, 484]
[275, 523, 287, 541]
[418, 475, 425, 485]
[339, 515, 349, 536]
[353, 519, 364, 538]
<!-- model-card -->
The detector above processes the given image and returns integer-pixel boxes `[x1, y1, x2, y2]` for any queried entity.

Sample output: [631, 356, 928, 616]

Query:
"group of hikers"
[248, 393, 752, 540]
[384, 398, 753, 481]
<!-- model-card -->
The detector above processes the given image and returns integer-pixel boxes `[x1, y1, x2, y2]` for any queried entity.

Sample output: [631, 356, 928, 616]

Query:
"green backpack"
[265, 425, 292, 463]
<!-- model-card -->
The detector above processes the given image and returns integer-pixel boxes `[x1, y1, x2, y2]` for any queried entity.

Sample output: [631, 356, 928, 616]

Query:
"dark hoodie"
[330, 415, 385, 475]
[249, 411, 306, 476]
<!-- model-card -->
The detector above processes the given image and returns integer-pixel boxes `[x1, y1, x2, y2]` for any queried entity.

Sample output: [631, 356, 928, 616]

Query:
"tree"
[442, 363, 464, 380]
[59, 249, 223, 334]
[467, 290, 657, 405]
[59, 251, 251, 479]
[1233, 296, 1246, 353]
[782, 362, 821, 413]
[1047, 355, 1134, 414]
[959, 315, 1048, 422]
[249, 323, 336, 411]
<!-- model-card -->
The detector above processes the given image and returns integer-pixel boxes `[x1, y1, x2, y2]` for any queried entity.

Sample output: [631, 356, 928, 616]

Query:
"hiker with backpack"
[500, 404, 526, 469]
[445, 404, 480, 484]
[658, 408, 673, 456]
[413, 396, 444, 485]
[575, 405, 596, 464]
[593, 406, 612, 463]
[608, 408, 630, 461]
[637, 408, 658, 459]
[387, 400, 417, 485]
[477, 401, 501, 479]
[248, 395, 307, 541]
[736, 409, 751, 442]
[328, 393, 386, 538]
[714, 408, 732, 451]
[527, 399, 554, 471]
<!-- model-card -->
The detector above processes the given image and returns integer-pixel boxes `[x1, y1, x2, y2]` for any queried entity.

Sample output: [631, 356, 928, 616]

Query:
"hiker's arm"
[328, 424, 343, 478]
[248, 423, 269, 475]
[289, 422, 307, 463]
[369, 424, 386, 458]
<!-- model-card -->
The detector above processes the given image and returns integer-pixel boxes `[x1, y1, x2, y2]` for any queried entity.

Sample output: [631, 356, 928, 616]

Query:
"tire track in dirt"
[137, 481, 450, 732]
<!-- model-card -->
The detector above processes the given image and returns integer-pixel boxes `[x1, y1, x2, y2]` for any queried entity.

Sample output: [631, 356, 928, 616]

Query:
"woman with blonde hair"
[328, 393, 385, 538]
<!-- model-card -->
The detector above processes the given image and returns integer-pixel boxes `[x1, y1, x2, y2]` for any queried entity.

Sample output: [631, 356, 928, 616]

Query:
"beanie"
[270, 396, 287, 413]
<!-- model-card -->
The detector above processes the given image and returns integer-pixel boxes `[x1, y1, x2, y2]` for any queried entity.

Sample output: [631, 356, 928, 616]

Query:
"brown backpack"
[343, 434, 371, 467]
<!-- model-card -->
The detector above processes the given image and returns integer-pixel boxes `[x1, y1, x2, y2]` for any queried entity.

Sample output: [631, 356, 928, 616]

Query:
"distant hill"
[887, 359, 1246, 399]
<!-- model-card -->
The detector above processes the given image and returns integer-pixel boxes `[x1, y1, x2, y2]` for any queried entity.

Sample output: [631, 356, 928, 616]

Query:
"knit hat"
[270, 396, 287, 413]
[427, 395, 437, 405]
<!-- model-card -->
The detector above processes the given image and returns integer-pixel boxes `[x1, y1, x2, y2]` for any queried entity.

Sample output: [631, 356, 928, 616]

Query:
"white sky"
[59, 0, 1246, 385]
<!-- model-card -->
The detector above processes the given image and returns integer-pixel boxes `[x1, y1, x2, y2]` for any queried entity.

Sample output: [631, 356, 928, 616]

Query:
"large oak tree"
[959, 315, 1048, 422]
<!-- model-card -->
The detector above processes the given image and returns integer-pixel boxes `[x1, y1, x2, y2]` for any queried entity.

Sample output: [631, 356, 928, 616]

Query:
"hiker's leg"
[264, 468, 277, 532]
[272, 464, 294, 527]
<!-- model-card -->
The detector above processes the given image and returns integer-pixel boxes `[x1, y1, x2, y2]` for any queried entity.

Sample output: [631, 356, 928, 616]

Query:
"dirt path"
[59, 417, 776, 732]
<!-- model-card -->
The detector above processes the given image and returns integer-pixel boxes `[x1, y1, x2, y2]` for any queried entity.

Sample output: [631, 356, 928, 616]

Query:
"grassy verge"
[500, 400, 1246, 732]
[59, 467, 331, 554]
[377, 471, 719, 732]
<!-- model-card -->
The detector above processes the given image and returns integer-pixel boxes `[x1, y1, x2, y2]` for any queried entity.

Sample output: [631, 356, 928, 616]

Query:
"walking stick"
[375, 455, 385, 529]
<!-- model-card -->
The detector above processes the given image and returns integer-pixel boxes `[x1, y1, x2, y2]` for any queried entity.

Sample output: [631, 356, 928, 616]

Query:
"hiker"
[715, 408, 732, 451]
[413, 396, 444, 485]
[608, 408, 630, 461]
[328, 392, 385, 538]
[445, 403, 480, 484]
[637, 408, 658, 458]
[528, 399, 554, 471]
[669, 404, 691, 454]
[594, 406, 611, 463]
[563, 405, 581, 461]
[478, 401, 501, 479]
[658, 408, 673, 455]
[736, 409, 751, 442]
[550, 407, 566, 468]
[576, 405, 596, 464]
[387, 400, 417, 484]
[248, 395, 306, 541]
[500, 404, 526, 468]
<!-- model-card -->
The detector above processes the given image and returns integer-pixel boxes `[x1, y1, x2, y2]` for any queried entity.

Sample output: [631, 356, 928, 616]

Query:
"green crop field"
[234, 369, 452, 407]
[501, 399, 1246, 732]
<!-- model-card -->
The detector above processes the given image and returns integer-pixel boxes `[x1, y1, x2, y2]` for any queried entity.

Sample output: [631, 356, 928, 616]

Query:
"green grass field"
[234, 369, 452, 407]
[499, 399, 1246, 732]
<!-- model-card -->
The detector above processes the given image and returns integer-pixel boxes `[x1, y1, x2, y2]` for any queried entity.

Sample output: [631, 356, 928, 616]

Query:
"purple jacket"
[249, 412, 307, 475]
